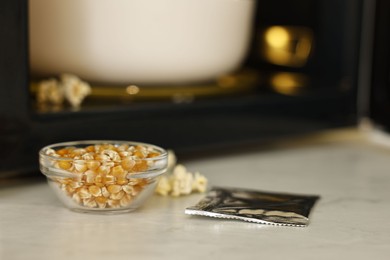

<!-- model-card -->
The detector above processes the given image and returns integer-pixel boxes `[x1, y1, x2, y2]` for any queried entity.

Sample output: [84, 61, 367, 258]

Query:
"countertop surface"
[1, 129, 390, 259]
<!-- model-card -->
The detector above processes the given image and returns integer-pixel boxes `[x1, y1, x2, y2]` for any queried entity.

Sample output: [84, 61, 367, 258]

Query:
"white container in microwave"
[29, 0, 256, 85]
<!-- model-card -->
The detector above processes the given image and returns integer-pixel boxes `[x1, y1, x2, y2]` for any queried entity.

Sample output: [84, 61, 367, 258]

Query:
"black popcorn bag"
[185, 187, 320, 227]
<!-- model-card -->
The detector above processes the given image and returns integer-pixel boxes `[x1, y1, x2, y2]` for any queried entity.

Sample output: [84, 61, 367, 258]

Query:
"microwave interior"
[0, 0, 372, 177]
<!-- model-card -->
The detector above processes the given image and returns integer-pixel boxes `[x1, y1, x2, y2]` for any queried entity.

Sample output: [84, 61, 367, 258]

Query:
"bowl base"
[69, 207, 139, 215]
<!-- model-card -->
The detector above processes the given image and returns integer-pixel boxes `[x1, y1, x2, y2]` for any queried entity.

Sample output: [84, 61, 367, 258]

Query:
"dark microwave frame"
[0, 0, 366, 177]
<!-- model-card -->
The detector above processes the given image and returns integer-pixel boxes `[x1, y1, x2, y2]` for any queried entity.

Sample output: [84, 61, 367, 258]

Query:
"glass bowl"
[39, 140, 168, 213]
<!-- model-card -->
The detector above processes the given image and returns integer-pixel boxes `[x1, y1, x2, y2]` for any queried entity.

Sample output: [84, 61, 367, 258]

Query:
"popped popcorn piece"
[171, 164, 193, 197]
[155, 176, 172, 196]
[167, 150, 177, 170]
[35, 74, 91, 108]
[61, 74, 91, 108]
[155, 163, 208, 197]
[37, 78, 64, 105]
[192, 172, 208, 193]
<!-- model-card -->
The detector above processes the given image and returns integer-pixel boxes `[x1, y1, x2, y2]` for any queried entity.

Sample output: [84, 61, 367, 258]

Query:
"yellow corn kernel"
[107, 199, 120, 208]
[103, 174, 116, 185]
[101, 144, 115, 150]
[78, 187, 91, 199]
[83, 198, 97, 208]
[134, 150, 145, 158]
[97, 165, 111, 175]
[129, 178, 148, 186]
[101, 187, 110, 198]
[122, 184, 134, 195]
[57, 177, 72, 185]
[107, 184, 122, 194]
[101, 150, 120, 162]
[88, 185, 102, 197]
[85, 145, 95, 153]
[94, 145, 102, 153]
[95, 153, 110, 162]
[131, 185, 143, 196]
[119, 151, 130, 158]
[58, 160, 72, 170]
[65, 184, 76, 195]
[132, 160, 148, 172]
[56, 148, 70, 156]
[116, 178, 128, 185]
[85, 170, 97, 184]
[110, 190, 125, 200]
[117, 144, 129, 152]
[74, 160, 87, 173]
[120, 194, 133, 207]
[111, 165, 126, 178]
[95, 196, 107, 208]
[128, 178, 143, 186]
[69, 181, 82, 189]
[70, 148, 86, 157]
[94, 174, 103, 184]
[86, 160, 100, 170]
[121, 157, 135, 171]
[82, 153, 95, 161]
[147, 152, 161, 158]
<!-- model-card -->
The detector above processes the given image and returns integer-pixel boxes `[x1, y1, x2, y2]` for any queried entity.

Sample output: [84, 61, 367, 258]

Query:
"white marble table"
[1, 129, 390, 259]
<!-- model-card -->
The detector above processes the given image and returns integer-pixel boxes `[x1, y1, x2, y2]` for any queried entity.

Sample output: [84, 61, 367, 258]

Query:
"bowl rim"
[39, 140, 168, 178]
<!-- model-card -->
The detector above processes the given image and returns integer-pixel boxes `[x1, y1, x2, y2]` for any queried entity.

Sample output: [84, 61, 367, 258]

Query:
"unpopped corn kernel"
[110, 190, 125, 200]
[107, 184, 122, 194]
[111, 165, 126, 179]
[132, 160, 148, 172]
[58, 160, 72, 170]
[121, 157, 135, 171]
[120, 194, 132, 207]
[101, 187, 110, 198]
[95, 196, 107, 209]
[88, 185, 102, 197]
[78, 187, 92, 199]
[103, 175, 116, 185]
[82, 153, 95, 161]
[95, 154, 110, 162]
[122, 185, 134, 195]
[131, 185, 142, 196]
[85, 170, 97, 184]
[116, 178, 128, 185]
[83, 198, 97, 208]
[86, 160, 100, 170]
[97, 165, 111, 175]
[65, 184, 76, 195]
[69, 181, 82, 189]
[107, 199, 121, 208]
[74, 160, 87, 173]
[101, 149, 121, 162]
[117, 144, 129, 152]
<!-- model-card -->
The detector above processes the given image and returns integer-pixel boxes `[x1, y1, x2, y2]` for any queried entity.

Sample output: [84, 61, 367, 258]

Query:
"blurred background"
[1, 0, 389, 177]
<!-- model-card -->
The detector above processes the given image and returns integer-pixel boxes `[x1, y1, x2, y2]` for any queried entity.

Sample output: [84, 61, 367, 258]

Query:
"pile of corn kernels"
[45, 143, 161, 209]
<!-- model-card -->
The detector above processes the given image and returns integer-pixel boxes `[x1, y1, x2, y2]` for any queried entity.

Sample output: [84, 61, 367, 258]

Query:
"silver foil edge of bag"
[185, 187, 320, 227]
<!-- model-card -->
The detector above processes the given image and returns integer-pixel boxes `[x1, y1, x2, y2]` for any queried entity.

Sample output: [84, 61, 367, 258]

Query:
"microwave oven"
[1, 0, 388, 177]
